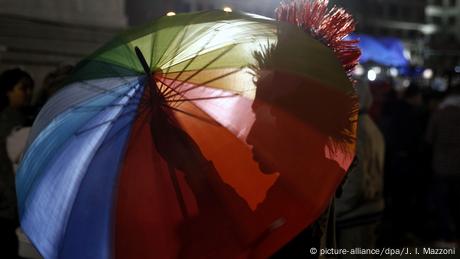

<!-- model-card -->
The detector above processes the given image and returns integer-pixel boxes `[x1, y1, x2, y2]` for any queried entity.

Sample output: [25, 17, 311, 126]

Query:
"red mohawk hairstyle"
[276, 0, 361, 81]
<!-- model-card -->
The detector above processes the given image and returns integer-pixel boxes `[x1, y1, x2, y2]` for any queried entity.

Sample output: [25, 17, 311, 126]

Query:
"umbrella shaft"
[135, 46, 151, 75]
[135, 46, 163, 107]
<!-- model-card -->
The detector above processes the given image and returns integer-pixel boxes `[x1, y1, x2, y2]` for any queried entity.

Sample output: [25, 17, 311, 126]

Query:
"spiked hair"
[275, 0, 360, 81]
[250, 0, 360, 154]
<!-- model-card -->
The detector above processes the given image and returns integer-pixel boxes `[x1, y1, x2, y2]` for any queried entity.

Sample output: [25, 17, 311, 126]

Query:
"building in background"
[0, 0, 127, 84]
[332, 0, 459, 75]
[339, 0, 431, 38]
[126, 0, 280, 26]
[126, 0, 190, 25]
[426, 0, 460, 40]
[425, 0, 460, 75]
[332, 0, 431, 66]
[1, 0, 458, 84]
[127, 0, 458, 72]
[187, 0, 280, 17]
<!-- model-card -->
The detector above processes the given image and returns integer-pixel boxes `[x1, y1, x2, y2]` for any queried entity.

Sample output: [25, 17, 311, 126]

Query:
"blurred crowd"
[336, 75, 460, 256]
[345, 76, 460, 255]
[0, 66, 73, 259]
[0, 64, 459, 258]
[376, 78, 460, 249]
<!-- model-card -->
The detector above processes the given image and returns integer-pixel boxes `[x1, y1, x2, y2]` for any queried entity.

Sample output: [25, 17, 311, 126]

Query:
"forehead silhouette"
[254, 68, 356, 145]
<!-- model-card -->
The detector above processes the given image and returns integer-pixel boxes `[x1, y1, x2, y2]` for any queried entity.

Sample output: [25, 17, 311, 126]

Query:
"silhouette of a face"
[246, 72, 330, 175]
[247, 100, 278, 174]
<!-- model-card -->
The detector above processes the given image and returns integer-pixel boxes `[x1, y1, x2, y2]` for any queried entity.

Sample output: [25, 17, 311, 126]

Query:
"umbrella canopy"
[16, 9, 358, 259]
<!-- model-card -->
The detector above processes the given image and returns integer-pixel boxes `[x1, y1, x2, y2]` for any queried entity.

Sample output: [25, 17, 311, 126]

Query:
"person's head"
[246, 43, 358, 175]
[356, 80, 373, 112]
[42, 65, 73, 98]
[403, 83, 422, 107]
[0, 68, 34, 111]
[245, 0, 360, 175]
[447, 83, 460, 96]
[35, 65, 74, 107]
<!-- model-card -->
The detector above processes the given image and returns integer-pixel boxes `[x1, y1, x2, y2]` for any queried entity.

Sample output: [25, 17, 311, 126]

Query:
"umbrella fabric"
[16, 10, 357, 259]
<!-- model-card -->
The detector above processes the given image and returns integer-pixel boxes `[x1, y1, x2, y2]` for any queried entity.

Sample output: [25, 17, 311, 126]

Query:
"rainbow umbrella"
[16, 8, 358, 259]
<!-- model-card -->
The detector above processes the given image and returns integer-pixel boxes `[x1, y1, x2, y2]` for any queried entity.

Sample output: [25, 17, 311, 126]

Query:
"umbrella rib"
[159, 23, 193, 94]
[166, 94, 238, 103]
[156, 18, 210, 73]
[164, 44, 236, 98]
[161, 26, 224, 97]
[73, 85, 143, 136]
[77, 81, 122, 96]
[168, 86, 258, 104]
[162, 44, 238, 100]
[96, 53, 141, 85]
[154, 77, 183, 108]
[73, 102, 141, 113]
[77, 77, 144, 101]
[74, 110, 138, 136]
[160, 22, 231, 96]
[159, 21, 229, 74]
[97, 102, 151, 148]
[149, 29, 158, 72]
[165, 67, 244, 102]
[93, 114, 136, 149]
[164, 68, 244, 108]
[164, 104, 221, 127]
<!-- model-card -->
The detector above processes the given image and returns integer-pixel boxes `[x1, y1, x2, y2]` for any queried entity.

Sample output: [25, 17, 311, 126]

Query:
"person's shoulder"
[435, 106, 460, 119]
[1, 107, 22, 119]
[0, 108, 8, 120]
[0, 108, 26, 137]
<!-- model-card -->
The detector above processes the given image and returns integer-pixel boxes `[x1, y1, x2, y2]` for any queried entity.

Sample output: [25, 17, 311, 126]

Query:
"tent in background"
[349, 34, 409, 67]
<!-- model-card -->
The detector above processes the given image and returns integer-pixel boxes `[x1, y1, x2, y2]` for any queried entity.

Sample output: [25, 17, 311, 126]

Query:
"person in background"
[0, 68, 34, 259]
[426, 85, 460, 248]
[6, 64, 74, 171]
[336, 80, 385, 258]
[382, 83, 426, 244]
[6, 65, 74, 259]
[34, 64, 74, 109]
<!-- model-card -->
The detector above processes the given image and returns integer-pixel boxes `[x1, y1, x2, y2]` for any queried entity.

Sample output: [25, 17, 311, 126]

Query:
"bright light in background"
[420, 24, 437, 35]
[403, 79, 411, 88]
[367, 69, 377, 81]
[432, 77, 448, 92]
[403, 49, 411, 60]
[455, 66, 460, 73]
[223, 6, 233, 12]
[166, 11, 176, 16]
[389, 67, 398, 77]
[371, 66, 382, 74]
[353, 64, 364, 76]
[423, 68, 433, 79]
